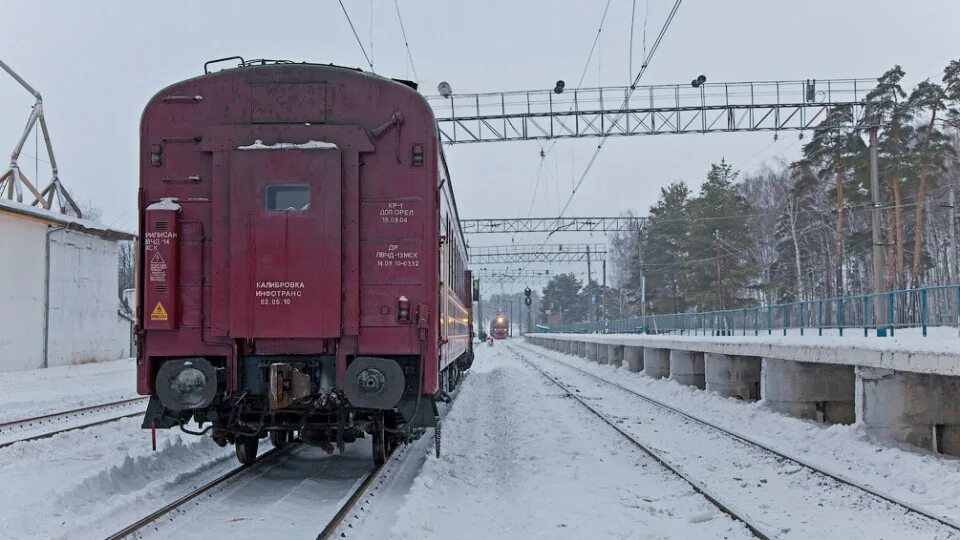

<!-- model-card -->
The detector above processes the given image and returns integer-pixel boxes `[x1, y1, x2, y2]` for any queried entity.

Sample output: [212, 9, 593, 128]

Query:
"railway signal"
[524, 287, 533, 335]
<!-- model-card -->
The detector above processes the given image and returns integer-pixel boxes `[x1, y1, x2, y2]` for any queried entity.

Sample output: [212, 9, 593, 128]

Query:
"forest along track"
[511, 341, 960, 539]
[0, 397, 149, 448]
[506, 345, 774, 539]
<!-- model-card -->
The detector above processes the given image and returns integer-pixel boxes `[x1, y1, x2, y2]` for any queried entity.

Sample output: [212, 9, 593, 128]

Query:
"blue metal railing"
[545, 285, 960, 337]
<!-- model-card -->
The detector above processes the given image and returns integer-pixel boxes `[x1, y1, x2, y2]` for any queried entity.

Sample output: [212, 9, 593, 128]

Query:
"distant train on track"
[489, 314, 510, 339]
[136, 58, 473, 465]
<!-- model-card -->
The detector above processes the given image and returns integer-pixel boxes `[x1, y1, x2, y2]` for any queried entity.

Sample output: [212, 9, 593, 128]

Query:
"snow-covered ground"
[1, 417, 235, 539]
[386, 344, 754, 539]
[5, 342, 960, 538]
[512, 341, 956, 538]
[0, 358, 236, 539]
[139, 443, 374, 539]
[549, 327, 960, 357]
[515, 340, 960, 530]
[0, 357, 136, 423]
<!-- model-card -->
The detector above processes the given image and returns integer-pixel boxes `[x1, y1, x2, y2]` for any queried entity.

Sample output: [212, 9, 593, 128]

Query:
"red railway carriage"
[137, 59, 473, 464]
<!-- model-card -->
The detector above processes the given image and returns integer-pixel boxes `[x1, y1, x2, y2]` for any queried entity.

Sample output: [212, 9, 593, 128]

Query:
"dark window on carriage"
[264, 183, 310, 211]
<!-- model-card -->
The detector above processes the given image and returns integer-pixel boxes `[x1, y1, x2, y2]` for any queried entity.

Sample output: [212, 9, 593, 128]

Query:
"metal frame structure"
[470, 243, 606, 264]
[427, 78, 879, 144]
[473, 269, 559, 283]
[549, 284, 960, 339]
[0, 59, 80, 216]
[462, 216, 645, 235]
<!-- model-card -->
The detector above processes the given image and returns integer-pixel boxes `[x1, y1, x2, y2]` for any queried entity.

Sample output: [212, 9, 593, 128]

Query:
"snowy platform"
[533, 331, 960, 376]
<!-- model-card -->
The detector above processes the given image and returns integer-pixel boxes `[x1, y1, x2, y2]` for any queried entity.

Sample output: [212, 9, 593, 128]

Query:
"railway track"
[512, 342, 960, 539]
[103, 439, 410, 540]
[104, 446, 286, 540]
[318, 441, 413, 539]
[0, 397, 149, 449]
[508, 346, 773, 539]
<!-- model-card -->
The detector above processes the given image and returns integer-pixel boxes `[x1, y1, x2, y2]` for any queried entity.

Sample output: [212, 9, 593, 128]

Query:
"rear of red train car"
[136, 60, 473, 464]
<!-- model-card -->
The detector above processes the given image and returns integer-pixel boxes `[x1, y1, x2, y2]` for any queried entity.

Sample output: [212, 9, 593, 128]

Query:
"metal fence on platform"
[545, 285, 960, 338]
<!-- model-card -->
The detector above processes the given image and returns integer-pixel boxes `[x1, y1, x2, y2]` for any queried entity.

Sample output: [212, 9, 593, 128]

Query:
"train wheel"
[235, 436, 259, 465]
[371, 414, 388, 466]
[269, 430, 291, 448]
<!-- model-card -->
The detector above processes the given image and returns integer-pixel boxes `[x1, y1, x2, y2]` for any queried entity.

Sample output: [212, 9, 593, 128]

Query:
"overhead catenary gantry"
[0, 58, 80, 216]
[462, 216, 645, 235]
[469, 243, 606, 264]
[427, 78, 878, 144]
[472, 268, 559, 284]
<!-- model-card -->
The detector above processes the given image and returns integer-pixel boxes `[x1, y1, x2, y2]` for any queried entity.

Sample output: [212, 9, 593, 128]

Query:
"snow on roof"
[0, 198, 135, 240]
[237, 139, 338, 150]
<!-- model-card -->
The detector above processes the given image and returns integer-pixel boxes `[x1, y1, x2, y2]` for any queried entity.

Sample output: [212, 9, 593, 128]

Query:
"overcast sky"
[2, 1, 958, 290]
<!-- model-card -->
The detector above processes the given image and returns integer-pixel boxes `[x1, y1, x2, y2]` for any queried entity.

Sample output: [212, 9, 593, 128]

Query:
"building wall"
[0, 213, 46, 371]
[46, 229, 131, 367]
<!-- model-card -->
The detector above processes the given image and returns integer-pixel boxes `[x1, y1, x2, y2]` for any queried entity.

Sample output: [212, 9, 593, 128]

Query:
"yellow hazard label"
[151, 302, 168, 321]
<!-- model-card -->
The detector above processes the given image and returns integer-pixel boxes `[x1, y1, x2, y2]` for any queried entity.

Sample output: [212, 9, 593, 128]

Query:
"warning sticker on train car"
[151, 302, 168, 321]
[149, 251, 167, 283]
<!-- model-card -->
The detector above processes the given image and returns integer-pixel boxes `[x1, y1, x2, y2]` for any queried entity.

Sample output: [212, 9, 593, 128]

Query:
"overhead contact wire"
[554, 0, 684, 226]
[393, 0, 419, 82]
[338, 0, 375, 72]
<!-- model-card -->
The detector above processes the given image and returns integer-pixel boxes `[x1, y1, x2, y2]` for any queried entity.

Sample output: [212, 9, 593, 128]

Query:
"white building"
[0, 199, 135, 371]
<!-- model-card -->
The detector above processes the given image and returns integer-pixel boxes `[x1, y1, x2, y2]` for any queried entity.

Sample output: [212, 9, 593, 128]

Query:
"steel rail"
[516, 342, 960, 534]
[316, 446, 400, 539]
[508, 345, 772, 538]
[103, 447, 287, 540]
[0, 397, 149, 449]
[320, 375, 467, 539]
[0, 397, 147, 431]
[0, 412, 143, 449]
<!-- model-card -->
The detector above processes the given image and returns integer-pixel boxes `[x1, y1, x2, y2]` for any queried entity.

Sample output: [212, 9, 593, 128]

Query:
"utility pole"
[714, 229, 723, 310]
[602, 259, 607, 333]
[474, 278, 483, 339]
[949, 186, 957, 286]
[869, 127, 888, 336]
[586, 245, 592, 284]
[640, 271, 647, 319]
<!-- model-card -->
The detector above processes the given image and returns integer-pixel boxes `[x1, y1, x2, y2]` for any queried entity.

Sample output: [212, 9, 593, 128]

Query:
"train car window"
[264, 184, 310, 211]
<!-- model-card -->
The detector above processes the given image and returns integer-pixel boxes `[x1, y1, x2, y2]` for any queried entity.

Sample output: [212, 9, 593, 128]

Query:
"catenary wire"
[338, 0, 375, 72]
[393, 0, 419, 82]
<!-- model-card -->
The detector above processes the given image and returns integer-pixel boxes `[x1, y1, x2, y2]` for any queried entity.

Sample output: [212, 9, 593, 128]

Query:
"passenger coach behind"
[136, 58, 473, 465]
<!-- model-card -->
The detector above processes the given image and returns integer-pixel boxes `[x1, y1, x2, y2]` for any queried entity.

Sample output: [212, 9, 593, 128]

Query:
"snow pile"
[388, 346, 753, 539]
[237, 139, 338, 150]
[0, 417, 234, 539]
[49, 435, 235, 538]
[146, 197, 181, 211]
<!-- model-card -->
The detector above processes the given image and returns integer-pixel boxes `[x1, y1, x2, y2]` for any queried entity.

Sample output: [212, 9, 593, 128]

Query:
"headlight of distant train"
[155, 358, 218, 411]
[497, 317, 504, 323]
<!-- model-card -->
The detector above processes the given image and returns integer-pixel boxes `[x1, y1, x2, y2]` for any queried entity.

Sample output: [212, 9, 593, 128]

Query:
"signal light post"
[524, 287, 532, 336]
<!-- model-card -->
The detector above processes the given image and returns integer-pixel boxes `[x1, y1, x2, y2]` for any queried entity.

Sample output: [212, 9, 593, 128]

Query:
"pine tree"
[908, 75, 957, 285]
[641, 182, 690, 314]
[683, 160, 754, 311]
[866, 66, 911, 289]
[802, 105, 858, 295]
[540, 273, 585, 324]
